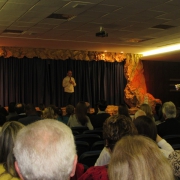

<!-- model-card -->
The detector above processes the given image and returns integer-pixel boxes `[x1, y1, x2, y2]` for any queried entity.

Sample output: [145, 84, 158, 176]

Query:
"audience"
[0, 121, 24, 179]
[133, 115, 174, 158]
[18, 104, 40, 125]
[13, 119, 77, 180]
[140, 103, 155, 121]
[6, 102, 17, 121]
[95, 115, 137, 166]
[41, 106, 57, 119]
[118, 104, 131, 118]
[134, 109, 146, 119]
[108, 135, 174, 180]
[157, 101, 180, 137]
[61, 104, 74, 124]
[90, 100, 110, 128]
[68, 101, 93, 130]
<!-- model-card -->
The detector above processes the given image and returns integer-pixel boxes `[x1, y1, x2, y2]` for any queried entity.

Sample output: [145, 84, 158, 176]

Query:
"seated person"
[108, 135, 174, 180]
[133, 115, 174, 158]
[140, 103, 155, 121]
[62, 105, 74, 124]
[18, 104, 40, 125]
[95, 115, 137, 166]
[6, 102, 17, 121]
[0, 121, 24, 179]
[68, 101, 93, 130]
[90, 100, 110, 128]
[157, 101, 180, 137]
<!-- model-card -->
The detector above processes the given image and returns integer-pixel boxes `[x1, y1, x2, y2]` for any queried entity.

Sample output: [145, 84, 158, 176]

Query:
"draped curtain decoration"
[0, 57, 125, 107]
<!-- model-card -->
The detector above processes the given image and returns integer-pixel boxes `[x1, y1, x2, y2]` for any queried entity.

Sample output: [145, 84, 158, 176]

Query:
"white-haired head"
[13, 119, 77, 180]
[162, 101, 176, 119]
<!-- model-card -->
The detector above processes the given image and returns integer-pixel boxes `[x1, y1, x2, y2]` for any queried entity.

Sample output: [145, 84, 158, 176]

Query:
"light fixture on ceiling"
[142, 43, 180, 56]
[96, 26, 108, 37]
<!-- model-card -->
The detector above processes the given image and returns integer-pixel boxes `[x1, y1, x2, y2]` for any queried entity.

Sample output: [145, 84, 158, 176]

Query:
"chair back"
[75, 141, 89, 158]
[163, 135, 180, 145]
[71, 127, 89, 134]
[75, 134, 101, 148]
[91, 141, 104, 151]
[83, 129, 103, 139]
[79, 150, 101, 167]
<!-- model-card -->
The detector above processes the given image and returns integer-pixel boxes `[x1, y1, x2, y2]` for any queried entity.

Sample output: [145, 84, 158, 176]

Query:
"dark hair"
[39, 103, 45, 111]
[66, 105, 74, 116]
[133, 115, 157, 141]
[25, 104, 37, 115]
[0, 107, 8, 116]
[103, 115, 138, 150]
[15, 103, 25, 114]
[75, 101, 88, 126]
[0, 121, 24, 177]
[49, 105, 62, 117]
[98, 100, 108, 111]
[8, 102, 16, 113]
[118, 104, 130, 117]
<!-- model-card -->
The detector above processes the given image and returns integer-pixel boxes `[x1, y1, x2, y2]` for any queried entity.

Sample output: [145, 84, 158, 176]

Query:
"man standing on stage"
[62, 70, 76, 106]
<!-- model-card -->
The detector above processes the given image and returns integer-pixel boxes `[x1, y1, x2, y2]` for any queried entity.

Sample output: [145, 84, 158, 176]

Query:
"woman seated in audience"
[67, 101, 93, 130]
[0, 121, 24, 179]
[118, 104, 131, 119]
[108, 135, 175, 180]
[133, 115, 174, 158]
[94, 114, 137, 167]
[41, 106, 57, 119]
[140, 103, 155, 121]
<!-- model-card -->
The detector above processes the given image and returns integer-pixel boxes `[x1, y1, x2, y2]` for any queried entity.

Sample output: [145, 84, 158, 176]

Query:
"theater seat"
[79, 151, 101, 167]
[75, 134, 101, 148]
[75, 141, 89, 158]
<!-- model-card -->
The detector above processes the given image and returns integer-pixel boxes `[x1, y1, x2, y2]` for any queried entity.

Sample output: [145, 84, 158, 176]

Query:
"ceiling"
[0, 0, 180, 60]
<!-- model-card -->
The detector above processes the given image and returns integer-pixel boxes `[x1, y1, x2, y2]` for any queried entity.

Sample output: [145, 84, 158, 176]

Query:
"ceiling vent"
[47, 13, 75, 20]
[3, 29, 24, 34]
[151, 24, 175, 30]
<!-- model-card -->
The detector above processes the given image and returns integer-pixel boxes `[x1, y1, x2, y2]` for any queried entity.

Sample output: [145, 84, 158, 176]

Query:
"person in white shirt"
[62, 70, 76, 106]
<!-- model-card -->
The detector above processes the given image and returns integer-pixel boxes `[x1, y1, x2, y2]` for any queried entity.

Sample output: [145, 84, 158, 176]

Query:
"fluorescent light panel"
[142, 43, 180, 56]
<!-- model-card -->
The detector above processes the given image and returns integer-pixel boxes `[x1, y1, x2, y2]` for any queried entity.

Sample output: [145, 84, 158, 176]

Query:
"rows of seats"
[71, 127, 104, 168]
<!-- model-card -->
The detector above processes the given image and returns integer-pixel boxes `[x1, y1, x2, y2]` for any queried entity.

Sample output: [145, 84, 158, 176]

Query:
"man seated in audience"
[6, 102, 17, 121]
[13, 119, 77, 180]
[18, 104, 40, 125]
[90, 100, 110, 128]
[157, 101, 180, 137]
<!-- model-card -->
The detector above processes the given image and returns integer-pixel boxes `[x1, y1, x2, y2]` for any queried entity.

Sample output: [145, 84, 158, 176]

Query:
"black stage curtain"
[0, 57, 126, 107]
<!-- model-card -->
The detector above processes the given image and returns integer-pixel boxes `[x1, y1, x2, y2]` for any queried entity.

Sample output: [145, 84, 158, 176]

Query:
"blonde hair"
[108, 135, 174, 180]
[42, 107, 57, 119]
[140, 104, 154, 120]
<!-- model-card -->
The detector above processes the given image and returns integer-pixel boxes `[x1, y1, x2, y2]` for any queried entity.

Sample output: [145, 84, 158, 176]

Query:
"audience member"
[18, 104, 40, 125]
[108, 135, 174, 180]
[13, 119, 77, 180]
[90, 100, 110, 128]
[39, 103, 45, 111]
[0, 121, 24, 179]
[168, 150, 180, 178]
[79, 114, 137, 180]
[140, 103, 155, 121]
[67, 101, 93, 130]
[134, 109, 146, 119]
[95, 115, 137, 166]
[0, 114, 6, 126]
[118, 104, 131, 118]
[49, 104, 63, 121]
[0, 106, 8, 117]
[6, 102, 17, 121]
[61, 105, 74, 124]
[41, 106, 57, 119]
[133, 115, 174, 158]
[157, 101, 180, 137]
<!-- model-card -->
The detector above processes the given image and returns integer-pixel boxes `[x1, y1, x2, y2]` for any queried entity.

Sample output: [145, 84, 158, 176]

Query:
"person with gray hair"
[13, 119, 77, 180]
[157, 101, 180, 137]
